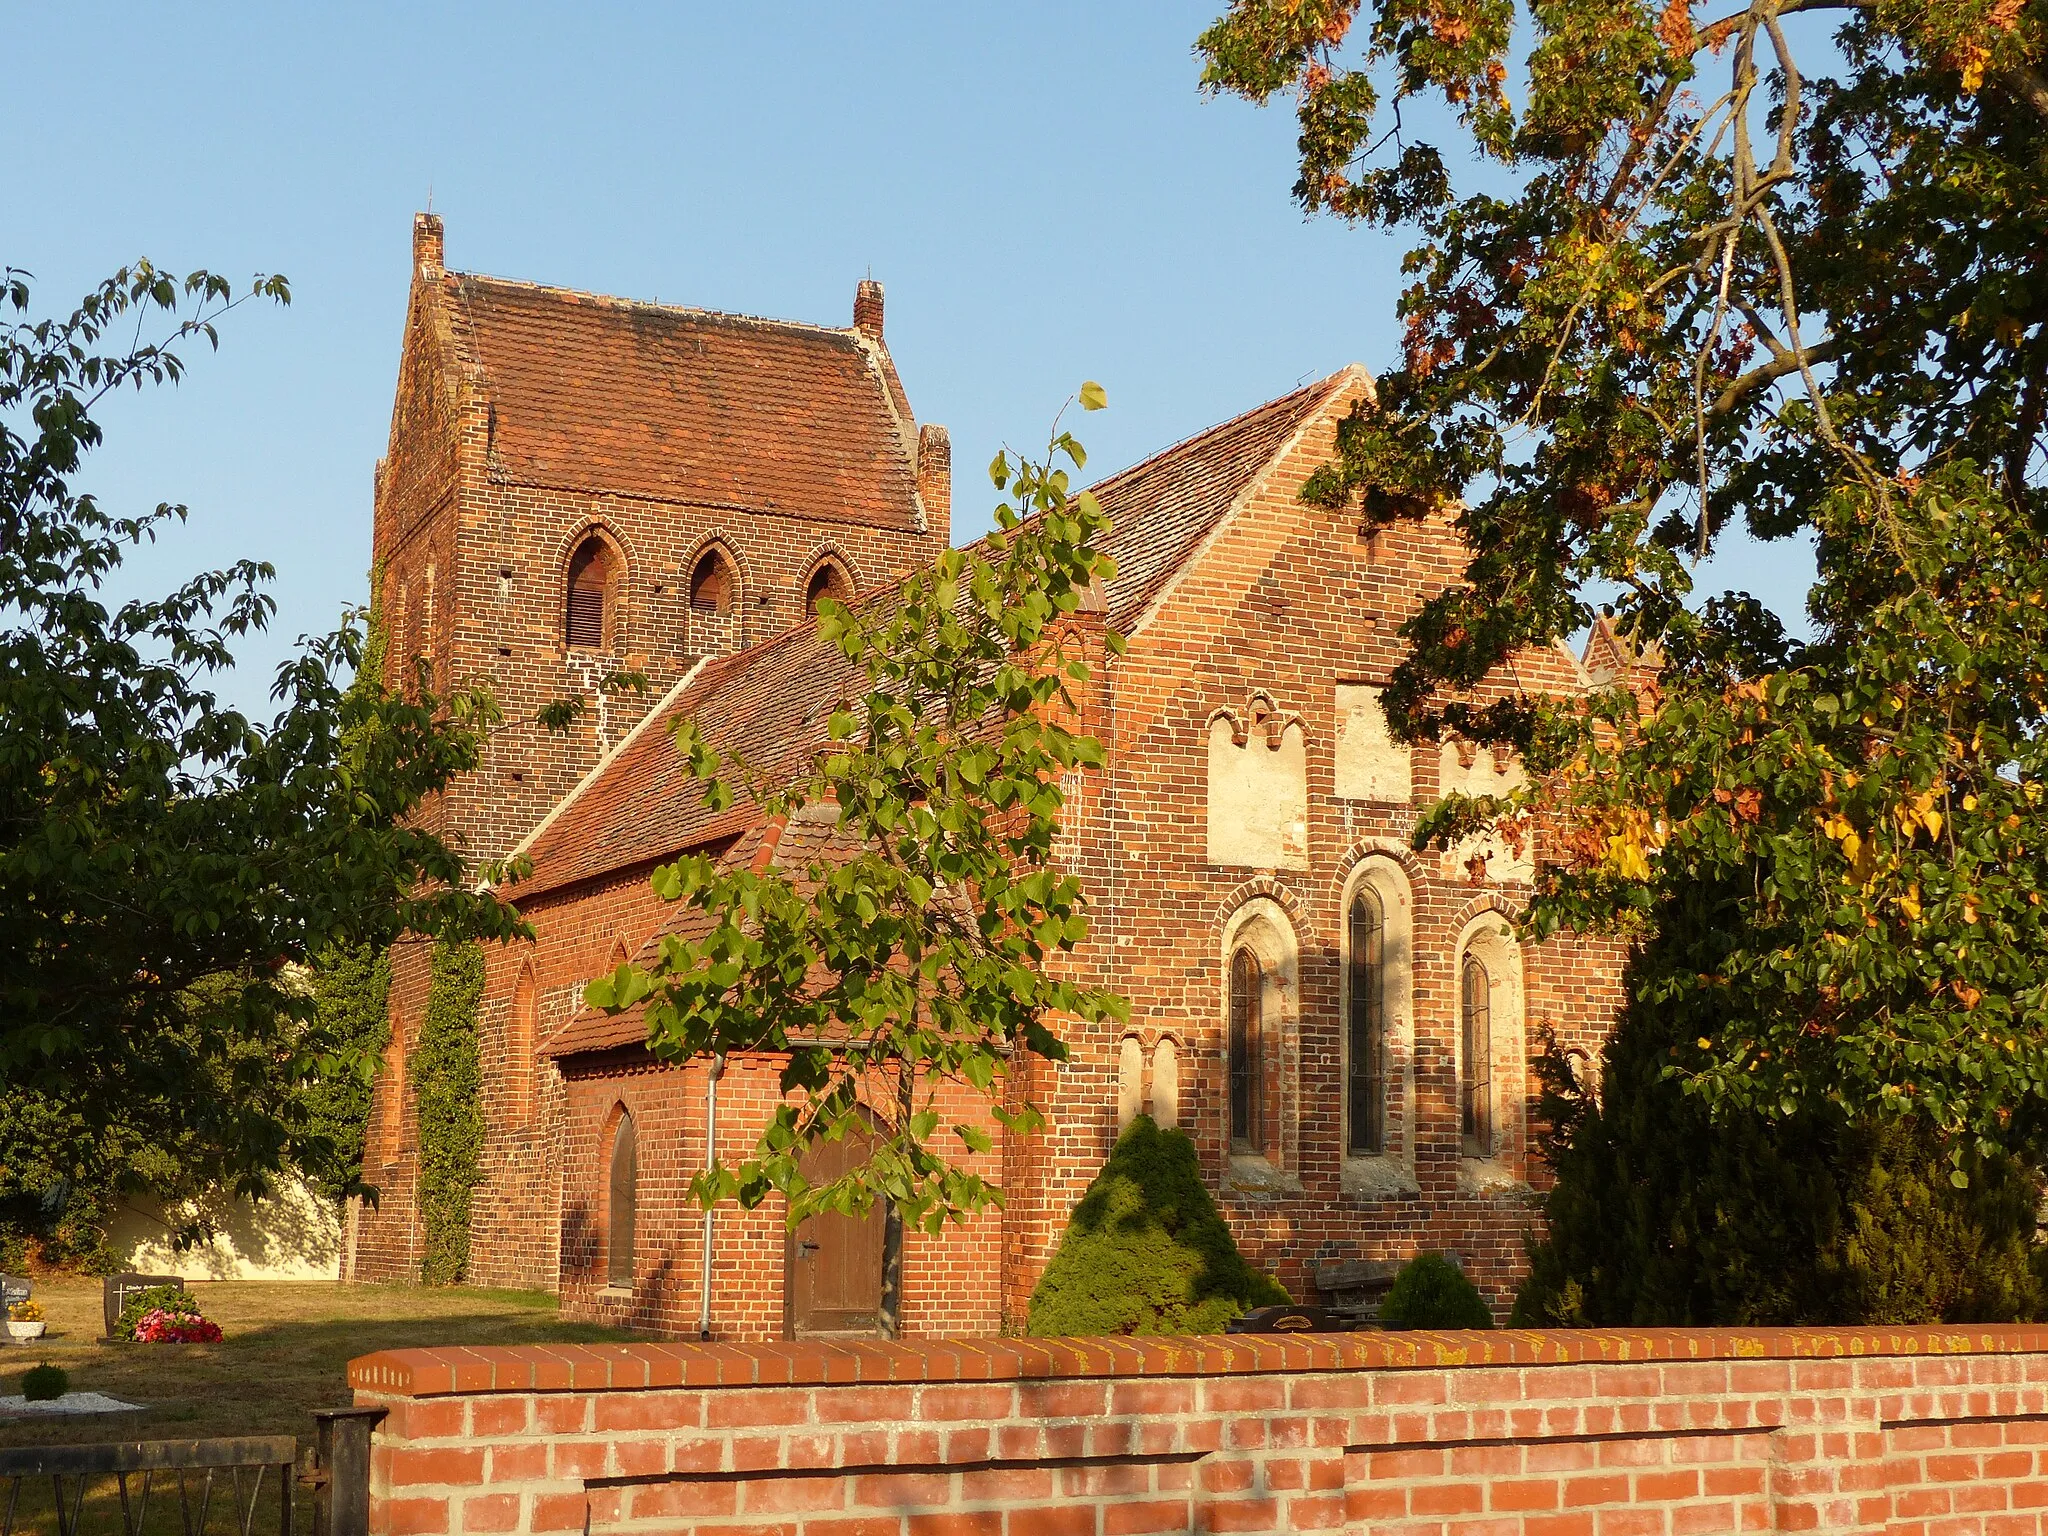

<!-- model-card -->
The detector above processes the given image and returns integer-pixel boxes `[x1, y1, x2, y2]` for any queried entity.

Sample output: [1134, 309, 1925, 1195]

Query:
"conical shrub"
[1027, 1114, 1288, 1336]
[1380, 1252, 1494, 1329]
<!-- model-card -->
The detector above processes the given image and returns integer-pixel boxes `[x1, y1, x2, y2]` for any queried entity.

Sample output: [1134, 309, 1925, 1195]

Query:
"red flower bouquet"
[131, 1307, 224, 1344]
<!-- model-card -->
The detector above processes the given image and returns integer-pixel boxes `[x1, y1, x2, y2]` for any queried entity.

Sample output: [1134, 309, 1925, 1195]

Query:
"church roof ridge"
[445, 268, 878, 343]
[1087, 367, 1359, 503]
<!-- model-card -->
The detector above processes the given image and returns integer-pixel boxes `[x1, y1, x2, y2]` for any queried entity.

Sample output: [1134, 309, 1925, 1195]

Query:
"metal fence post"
[311, 1408, 387, 1536]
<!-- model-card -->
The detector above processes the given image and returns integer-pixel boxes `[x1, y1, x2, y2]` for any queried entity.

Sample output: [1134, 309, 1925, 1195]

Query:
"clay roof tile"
[441, 272, 922, 529]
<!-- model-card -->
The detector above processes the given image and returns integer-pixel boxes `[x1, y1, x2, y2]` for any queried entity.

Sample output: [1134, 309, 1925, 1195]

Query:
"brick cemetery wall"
[351, 1325, 2048, 1536]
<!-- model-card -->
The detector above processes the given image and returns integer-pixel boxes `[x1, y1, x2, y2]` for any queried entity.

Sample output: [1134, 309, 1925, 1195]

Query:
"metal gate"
[0, 1408, 383, 1536]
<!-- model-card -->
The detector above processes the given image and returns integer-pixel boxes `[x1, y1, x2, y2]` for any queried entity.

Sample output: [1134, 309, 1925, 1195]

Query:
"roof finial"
[853, 277, 884, 341]
[413, 210, 445, 276]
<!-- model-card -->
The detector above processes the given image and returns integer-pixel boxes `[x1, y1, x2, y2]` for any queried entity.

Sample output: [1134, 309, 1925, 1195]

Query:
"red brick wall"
[550, 1054, 1003, 1340]
[351, 239, 945, 1286]
[1008, 386, 1626, 1321]
[350, 1325, 2048, 1536]
[368, 242, 946, 872]
[352, 859, 682, 1290]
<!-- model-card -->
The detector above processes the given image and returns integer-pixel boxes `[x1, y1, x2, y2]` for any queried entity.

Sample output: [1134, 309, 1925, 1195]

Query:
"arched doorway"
[784, 1117, 899, 1337]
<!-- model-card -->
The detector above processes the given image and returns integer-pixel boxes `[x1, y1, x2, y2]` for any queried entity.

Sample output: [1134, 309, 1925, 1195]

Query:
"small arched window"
[1461, 954, 1494, 1157]
[565, 536, 615, 649]
[1347, 891, 1387, 1156]
[1151, 1037, 1180, 1131]
[1116, 1035, 1145, 1131]
[804, 559, 851, 618]
[404, 581, 426, 691]
[607, 1108, 637, 1289]
[510, 962, 538, 1126]
[689, 548, 735, 613]
[1227, 947, 1263, 1153]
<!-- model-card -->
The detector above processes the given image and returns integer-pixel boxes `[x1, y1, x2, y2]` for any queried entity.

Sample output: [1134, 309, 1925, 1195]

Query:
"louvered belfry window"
[690, 548, 734, 612]
[1347, 891, 1386, 1156]
[565, 538, 611, 649]
[1228, 946, 1263, 1153]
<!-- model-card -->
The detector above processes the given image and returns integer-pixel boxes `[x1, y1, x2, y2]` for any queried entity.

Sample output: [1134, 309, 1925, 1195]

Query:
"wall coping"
[348, 1325, 2048, 1397]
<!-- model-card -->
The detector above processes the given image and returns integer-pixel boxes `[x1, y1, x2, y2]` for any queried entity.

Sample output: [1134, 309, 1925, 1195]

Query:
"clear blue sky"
[13, 3, 1811, 717]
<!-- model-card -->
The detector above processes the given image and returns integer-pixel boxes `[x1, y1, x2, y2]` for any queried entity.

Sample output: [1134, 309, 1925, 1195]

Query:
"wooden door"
[786, 1123, 890, 1336]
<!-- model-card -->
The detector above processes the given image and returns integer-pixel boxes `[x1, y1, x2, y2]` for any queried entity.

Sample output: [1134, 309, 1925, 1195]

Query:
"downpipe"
[698, 1052, 727, 1340]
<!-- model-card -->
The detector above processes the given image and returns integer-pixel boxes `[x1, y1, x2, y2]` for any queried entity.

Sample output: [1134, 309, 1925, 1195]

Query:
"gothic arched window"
[1347, 890, 1387, 1156]
[1461, 954, 1494, 1157]
[510, 962, 538, 1126]
[689, 547, 735, 613]
[804, 558, 851, 618]
[1228, 946, 1263, 1153]
[607, 1108, 637, 1288]
[381, 1023, 408, 1156]
[565, 536, 615, 650]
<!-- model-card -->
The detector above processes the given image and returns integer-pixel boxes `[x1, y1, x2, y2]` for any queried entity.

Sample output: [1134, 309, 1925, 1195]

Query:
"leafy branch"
[586, 387, 1130, 1232]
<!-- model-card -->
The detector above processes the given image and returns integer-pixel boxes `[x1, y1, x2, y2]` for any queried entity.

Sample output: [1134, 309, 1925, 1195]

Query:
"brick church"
[345, 213, 1628, 1334]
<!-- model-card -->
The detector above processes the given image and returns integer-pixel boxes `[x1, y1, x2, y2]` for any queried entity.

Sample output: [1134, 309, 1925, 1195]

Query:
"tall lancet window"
[566, 536, 614, 650]
[1228, 947, 1263, 1153]
[606, 1108, 637, 1288]
[1461, 955, 1494, 1157]
[1347, 891, 1387, 1156]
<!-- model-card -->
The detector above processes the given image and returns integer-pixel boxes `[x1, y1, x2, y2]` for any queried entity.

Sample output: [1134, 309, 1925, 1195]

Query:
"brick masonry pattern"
[348, 224, 1632, 1332]
[352, 1327, 2048, 1536]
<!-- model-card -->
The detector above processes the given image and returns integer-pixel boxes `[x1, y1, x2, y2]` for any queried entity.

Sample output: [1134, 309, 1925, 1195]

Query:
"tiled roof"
[440, 272, 923, 528]
[510, 628, 857, 900]
[540, 810, 870, 1060]
[536, 822, 766, 1060]
[510, 370, 1361, 906]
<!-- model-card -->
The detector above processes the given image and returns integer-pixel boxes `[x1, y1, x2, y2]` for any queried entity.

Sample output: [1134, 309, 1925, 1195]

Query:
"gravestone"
[0, 1274, 30, 1312]
[102, 1272, 184, 1339]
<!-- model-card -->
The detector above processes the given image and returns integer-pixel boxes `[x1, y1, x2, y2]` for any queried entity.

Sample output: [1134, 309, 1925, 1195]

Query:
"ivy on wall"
[415, 939, 485, 1285]
[303, 944, 392, 1208]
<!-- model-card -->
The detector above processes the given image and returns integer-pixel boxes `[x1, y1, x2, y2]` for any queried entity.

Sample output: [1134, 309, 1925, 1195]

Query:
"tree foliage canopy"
[1515, 1021, 2047, 1325]
[1200, 1, 2048, 1162]
[587, 395, 1129, 1232]
[0, 262, 524, 1202]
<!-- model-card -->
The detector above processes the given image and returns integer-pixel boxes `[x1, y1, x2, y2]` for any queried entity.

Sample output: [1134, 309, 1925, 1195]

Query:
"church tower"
[370, 213, 952, 867]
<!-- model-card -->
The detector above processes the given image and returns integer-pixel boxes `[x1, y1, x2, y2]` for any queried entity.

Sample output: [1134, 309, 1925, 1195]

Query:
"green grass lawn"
[0, 1277, 635, 1448]
[0, 1279, 636, 1535]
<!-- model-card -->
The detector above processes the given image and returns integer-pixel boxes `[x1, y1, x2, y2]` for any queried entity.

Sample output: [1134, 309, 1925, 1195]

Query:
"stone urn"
[5, 1319, 45, 1342]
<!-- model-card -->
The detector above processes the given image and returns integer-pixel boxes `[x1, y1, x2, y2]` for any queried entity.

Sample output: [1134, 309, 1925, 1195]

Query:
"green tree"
[0, 262, 526, 1207]
[1514, 1019, 2047, 1325]
[587, 394, 1128, 1232]
[0, 964, 368, 1270]
[1198, 4, 2048, 1168]
[1027, 1115, 1288, 1337]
